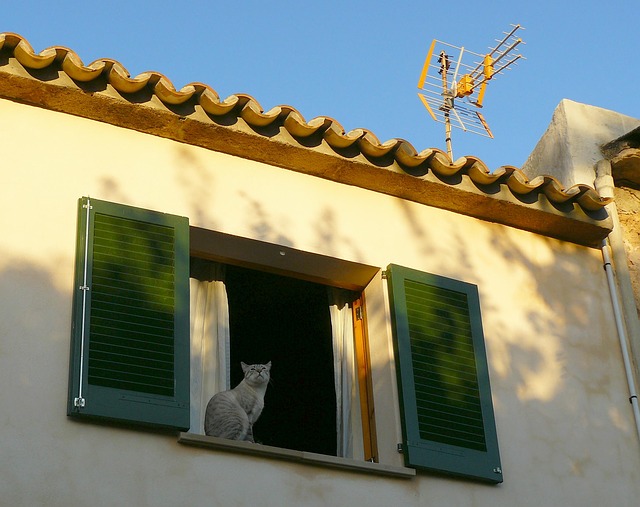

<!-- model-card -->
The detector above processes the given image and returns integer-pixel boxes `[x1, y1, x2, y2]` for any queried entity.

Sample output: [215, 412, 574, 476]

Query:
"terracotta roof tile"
[0, 32, 613, 245]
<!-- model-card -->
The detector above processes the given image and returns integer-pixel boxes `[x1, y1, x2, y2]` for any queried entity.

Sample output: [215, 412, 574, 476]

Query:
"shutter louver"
[387, 264, 502, 483]
[404, 279, 487, 452]
[89, 213, 177, 397]
[68, 198, 190, 430]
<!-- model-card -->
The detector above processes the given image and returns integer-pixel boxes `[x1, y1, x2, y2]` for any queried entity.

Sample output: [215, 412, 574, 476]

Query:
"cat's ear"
[265, 361, 272, 371]
[241, 362, 248, 372]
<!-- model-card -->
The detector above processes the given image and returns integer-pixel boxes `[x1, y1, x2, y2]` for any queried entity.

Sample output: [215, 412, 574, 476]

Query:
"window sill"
[178, 432, 416, 479]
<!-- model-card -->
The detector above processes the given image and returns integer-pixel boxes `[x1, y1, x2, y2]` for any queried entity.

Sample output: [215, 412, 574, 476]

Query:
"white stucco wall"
[1, 97, 639, 506]
[522, 99, 640, 187]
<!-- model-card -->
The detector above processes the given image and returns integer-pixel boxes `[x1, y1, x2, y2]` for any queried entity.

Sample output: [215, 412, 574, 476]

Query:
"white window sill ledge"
[178, 432, 416, 479]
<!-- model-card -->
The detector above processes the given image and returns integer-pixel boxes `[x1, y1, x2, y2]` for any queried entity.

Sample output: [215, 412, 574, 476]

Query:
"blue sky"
[4, 1, 639, 172]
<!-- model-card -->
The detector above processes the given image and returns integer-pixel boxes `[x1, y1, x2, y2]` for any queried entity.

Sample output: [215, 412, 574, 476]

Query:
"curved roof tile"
[0, 32, 612, 218]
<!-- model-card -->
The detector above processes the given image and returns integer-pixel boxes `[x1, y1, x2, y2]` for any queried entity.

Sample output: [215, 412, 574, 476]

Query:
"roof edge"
[0, 32, 613, 247]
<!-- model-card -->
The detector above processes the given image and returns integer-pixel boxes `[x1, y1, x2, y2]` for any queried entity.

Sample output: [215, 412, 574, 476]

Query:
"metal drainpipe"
[595, 159, 640, 442]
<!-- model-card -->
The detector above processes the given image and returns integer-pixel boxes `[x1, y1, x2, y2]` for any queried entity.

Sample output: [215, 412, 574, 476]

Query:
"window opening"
[225, 265, 339, 455]
[192, 260, 365, 457]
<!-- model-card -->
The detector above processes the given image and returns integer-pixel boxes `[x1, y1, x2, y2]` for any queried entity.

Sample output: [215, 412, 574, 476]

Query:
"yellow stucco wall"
[1, 97, 639, 506]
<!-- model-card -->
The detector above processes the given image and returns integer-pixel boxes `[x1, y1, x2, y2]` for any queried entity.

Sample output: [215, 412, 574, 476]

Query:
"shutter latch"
[74, 397, 86, 408]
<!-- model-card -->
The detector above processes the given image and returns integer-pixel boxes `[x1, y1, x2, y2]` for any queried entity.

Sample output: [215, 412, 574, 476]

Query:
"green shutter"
[67, 197, 190, 430]
[386, 264, 502, 483]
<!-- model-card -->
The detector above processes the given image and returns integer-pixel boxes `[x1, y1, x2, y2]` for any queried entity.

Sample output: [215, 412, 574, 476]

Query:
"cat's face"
[241, 361, 271, 386]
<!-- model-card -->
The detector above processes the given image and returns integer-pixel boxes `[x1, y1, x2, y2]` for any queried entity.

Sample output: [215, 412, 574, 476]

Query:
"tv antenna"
[417, 24, 525, 160]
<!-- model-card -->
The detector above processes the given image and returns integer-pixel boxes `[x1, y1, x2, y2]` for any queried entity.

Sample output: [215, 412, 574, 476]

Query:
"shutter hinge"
[355, 306, 363, 321]
[74, 397, 86, 408]
[397, 443, 403, 453]
[381, 271, 388, 279]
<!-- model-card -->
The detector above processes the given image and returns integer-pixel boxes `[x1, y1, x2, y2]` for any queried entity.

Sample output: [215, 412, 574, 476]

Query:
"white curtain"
[329, 289, 364, 460]
[189, 265, 230, 435]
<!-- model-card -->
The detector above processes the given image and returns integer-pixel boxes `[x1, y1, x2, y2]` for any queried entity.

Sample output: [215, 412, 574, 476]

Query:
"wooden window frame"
[352, 296, 378, 462]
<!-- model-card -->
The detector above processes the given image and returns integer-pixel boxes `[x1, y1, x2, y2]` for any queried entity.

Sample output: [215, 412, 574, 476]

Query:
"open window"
[67, 198, 501, 481]
[189, 227, 380, 460]
[191, 261, 363, 456]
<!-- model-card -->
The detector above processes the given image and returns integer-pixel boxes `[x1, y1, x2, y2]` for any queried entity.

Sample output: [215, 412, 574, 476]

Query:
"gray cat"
[204, 361, 271, 442]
